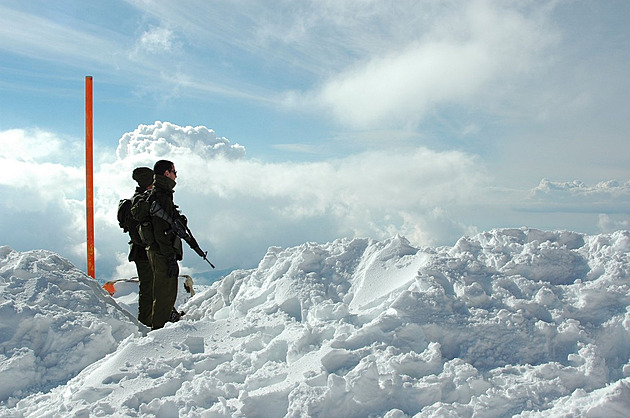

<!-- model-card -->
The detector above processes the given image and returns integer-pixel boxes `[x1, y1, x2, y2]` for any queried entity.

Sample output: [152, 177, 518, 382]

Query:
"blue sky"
[1, 0, 630, 282]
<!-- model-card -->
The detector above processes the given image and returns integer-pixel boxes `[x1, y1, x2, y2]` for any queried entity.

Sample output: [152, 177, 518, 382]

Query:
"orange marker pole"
[85, 76, 95, 279]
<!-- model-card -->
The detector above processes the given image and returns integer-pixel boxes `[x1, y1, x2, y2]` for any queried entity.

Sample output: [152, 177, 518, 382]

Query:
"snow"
[1, 228, 629, 417]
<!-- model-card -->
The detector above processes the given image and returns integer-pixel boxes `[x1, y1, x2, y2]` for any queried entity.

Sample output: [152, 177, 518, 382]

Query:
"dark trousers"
[147, 250, 178, 329]
[135, 259, 153, 327]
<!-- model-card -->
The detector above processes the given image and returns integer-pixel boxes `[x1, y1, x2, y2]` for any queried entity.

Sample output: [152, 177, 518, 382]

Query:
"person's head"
[132, 167, 154, 190]
[154, 160, 177, 181]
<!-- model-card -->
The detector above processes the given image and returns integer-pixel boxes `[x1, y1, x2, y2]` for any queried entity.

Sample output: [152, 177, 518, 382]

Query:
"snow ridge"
[0, 246, 144, 405]
[1, 228, 630, 417]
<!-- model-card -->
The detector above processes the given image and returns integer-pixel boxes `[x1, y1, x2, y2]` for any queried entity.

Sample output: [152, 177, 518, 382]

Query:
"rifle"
[149, 200, 215, 268]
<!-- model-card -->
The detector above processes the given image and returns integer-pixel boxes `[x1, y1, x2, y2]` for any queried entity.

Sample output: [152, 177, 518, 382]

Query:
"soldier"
[146, 160, 184, 329]
[126, 167, 154, 327]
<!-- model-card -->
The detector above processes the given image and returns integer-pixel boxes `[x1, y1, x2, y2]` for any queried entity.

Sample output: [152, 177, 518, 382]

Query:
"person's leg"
[148, 251, 178, 330]
[135, 259, 153, 327]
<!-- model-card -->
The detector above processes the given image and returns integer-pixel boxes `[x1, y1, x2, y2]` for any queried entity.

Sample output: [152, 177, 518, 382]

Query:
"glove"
[167, 255, 179, 278]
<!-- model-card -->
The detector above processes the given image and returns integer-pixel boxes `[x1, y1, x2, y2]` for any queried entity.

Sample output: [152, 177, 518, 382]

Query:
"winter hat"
[132, 167, 154, 188]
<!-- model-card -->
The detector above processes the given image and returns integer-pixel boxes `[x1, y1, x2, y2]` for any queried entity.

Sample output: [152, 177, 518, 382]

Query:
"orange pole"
[85, 76, 95, 279]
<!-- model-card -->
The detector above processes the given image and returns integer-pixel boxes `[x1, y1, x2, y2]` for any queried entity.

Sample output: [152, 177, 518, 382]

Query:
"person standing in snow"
[147, 159, 184, 330]
[127, 167, 155, 327]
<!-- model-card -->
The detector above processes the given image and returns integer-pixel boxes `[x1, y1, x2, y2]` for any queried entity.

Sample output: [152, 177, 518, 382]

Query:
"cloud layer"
[3, 122, 486, 280]
[525, 178, 630, 213]
[106, 122, 487, 274]
[3, 123, 629, 283]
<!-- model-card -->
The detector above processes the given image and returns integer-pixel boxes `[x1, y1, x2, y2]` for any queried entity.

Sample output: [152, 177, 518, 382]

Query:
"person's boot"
[168, 308, 185, 322]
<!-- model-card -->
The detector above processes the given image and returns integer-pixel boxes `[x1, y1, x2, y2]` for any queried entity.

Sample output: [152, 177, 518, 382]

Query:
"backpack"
[117, 199, 133, 231]
[130, 189, 157, 246]
[118, 198, 143, 245]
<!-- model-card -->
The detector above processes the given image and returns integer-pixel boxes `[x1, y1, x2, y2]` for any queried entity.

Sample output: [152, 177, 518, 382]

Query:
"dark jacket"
[148, 174, 183, 260]
[127, 187, 149, 262]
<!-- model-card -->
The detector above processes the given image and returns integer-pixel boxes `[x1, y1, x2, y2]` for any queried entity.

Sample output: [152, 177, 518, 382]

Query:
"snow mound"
[2, 229, 630, 417]
[0, 246, 145, 404]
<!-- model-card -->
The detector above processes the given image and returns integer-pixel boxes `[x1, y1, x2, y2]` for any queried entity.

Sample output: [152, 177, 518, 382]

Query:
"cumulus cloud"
[182, 146, 485, 248]
[116, 121, 246, 161]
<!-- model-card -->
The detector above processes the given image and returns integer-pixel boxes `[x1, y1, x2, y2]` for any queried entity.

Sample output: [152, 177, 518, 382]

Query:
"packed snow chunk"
[350, 235, 429, 310]
[0, 247, 143, 402]
[502, 242, 590, 285]
[515, 378, 630, 417]
[198, 237, 372, 323]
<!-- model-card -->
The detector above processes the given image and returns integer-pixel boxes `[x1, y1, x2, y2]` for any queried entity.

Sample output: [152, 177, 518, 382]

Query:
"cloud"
[293, 0, 557, 129]
[0, 128, 63, 162]
[4, 123, 629, 283]
[0, 4, 123, 68]
[116, 121, 246, 161]
[108, 122, 488, 269]
[598, 214, 630, 233]
[0, 128, 85, 267]
[118, 0, 563, 127]
[526, 179, 630, 213]
[1, 123, 489, 282]
[138, 26, 176, 54]
[0, 129, 83, 203]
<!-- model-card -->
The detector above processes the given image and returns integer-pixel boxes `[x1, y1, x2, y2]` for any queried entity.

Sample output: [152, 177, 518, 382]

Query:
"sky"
[1, 0, 630, 282]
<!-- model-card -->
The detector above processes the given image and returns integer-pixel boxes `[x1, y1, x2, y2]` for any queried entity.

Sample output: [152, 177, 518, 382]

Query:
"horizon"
[1, 0, 629, 281]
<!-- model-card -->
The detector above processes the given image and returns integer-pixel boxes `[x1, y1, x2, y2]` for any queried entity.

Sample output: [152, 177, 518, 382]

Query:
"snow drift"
[0, 246, 144, 402]
[1, 228, 630, 417]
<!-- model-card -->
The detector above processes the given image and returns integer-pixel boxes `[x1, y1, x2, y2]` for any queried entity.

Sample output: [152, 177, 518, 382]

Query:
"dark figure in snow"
[114, 167, 157, 327]
[127, 167, 155, 327]
[147, 160, 184, 329]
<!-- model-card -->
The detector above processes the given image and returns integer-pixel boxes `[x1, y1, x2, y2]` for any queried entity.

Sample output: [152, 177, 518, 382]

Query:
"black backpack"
[117, 197, 143, 244]
[130, 189, 158, 246]
[117, 199, 132, 231]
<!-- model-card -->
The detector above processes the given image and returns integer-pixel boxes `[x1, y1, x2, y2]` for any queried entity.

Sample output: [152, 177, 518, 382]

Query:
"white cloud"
[528, 179, 630, 212]
[298, 0, 557, 129]
[598, 214, 630, 233]
[108, 122, 489, 269]
[138, 26, 176, 54]
[116, 121, 246, 161]
[0, 128, 62, 161]
[0, 129, 83, 204]
[0, 128, 84, 166]
[0, 4, 123, 68]
[3, 123, 629, 283]
[1, 123, 488, 281]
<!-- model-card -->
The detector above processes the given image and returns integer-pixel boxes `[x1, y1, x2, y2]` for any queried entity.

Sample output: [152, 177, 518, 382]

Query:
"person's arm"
[151, 196, 177, 258]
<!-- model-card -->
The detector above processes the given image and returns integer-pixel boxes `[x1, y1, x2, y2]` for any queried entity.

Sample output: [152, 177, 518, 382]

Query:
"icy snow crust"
[1, 228, 630, 417]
